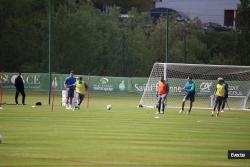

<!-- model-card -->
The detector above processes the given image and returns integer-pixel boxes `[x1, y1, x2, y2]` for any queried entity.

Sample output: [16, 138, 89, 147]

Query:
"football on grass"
[106, 104, 112, 110]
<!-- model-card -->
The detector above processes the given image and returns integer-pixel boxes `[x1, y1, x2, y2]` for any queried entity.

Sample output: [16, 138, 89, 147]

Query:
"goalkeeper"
[179, 76, 196, 114]
[156, 76, 169, 114]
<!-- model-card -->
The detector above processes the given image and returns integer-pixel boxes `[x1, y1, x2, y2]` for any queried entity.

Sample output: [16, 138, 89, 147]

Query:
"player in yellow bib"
[75, 77, 88, 109]
[212, 77, 225, 117]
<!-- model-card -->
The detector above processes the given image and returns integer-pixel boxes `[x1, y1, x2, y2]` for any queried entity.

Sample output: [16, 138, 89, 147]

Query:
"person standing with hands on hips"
[156, 76, 169, 114]
[14, 72, 26, 105]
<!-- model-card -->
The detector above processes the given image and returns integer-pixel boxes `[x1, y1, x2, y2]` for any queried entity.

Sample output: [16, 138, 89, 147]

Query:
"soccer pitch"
[0, 91, 250, 166]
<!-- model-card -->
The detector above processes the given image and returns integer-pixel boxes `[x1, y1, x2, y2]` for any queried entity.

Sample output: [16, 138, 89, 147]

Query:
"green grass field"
[0, 91, 250, 167]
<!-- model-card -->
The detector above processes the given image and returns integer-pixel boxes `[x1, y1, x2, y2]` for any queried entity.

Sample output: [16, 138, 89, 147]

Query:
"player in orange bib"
[156, 76, 169, 114]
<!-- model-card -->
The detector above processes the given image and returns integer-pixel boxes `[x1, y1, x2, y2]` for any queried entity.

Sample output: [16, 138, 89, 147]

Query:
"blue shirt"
[65, 76, 76, 90]
[184, 81, 195, 94]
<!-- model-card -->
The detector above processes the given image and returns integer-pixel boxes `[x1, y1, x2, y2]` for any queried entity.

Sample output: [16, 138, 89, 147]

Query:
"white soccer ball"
[106, 104, 112, 110]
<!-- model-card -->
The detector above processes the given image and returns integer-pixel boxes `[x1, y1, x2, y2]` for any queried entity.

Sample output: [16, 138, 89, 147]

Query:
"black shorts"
[78, 93, 85, 100]
[185, 93, 195, 102]
[67, 89, 75, 98]
[215, 96, 223, 104]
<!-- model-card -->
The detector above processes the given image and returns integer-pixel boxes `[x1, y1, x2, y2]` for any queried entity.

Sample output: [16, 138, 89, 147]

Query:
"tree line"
[0, 0, 249, 77]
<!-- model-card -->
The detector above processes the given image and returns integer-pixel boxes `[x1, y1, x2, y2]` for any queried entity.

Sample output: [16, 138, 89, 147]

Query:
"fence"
[1, 73, 249, 95]
[1, 73, 249, 109]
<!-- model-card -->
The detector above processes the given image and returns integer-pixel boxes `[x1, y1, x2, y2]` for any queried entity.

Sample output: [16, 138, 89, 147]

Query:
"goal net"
[139, 63, 250, 110]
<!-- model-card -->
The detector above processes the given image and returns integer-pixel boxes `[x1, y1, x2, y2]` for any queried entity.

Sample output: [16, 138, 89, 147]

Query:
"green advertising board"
[90, 76, 128, 92]
[0, 73, 47, 90]
[0, 73, 132, 93]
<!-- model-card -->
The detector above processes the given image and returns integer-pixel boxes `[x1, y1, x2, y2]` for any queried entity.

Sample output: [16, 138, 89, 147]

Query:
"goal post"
[139, 63, 250, 110]
[139, 63, 167, 108]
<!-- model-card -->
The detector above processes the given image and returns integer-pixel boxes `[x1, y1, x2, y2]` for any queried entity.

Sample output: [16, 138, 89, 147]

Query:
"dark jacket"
[15, 76, 24, 91]
[224, 82, 229, 98]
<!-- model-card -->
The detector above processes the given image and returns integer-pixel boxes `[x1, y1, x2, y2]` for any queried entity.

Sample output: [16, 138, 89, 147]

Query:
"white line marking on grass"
[185, 130, 203, 133]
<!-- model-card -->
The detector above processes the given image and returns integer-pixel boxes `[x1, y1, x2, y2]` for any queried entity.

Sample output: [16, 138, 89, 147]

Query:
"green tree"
[168, 19, 209, 64]
[53, 3, 104, 74]
[0, 0, 48, 72]
[235, 0, 250, 65]
[203, 32, 239, 65]
[148, 20, 167, 63]
[125, 10, 152, 76]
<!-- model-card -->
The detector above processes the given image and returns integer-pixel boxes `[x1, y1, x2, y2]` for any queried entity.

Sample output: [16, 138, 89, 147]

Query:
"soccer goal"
[139, 63, 250, 110]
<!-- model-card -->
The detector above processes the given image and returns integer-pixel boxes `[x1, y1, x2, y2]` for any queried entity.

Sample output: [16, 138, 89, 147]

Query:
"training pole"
[87, 72, 91, 109]
[0, 80, 2, 108]
[0, 71, 3, 108]
[226, 100, 231, 111]
[51, 73, 56, 112]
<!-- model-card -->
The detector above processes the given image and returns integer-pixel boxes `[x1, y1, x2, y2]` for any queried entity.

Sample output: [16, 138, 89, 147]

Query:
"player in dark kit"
[179, 76, 196, 114]
[221, 78, 228, 112]
[14, 72, 26, 105]
[64, 70, 76, 110]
